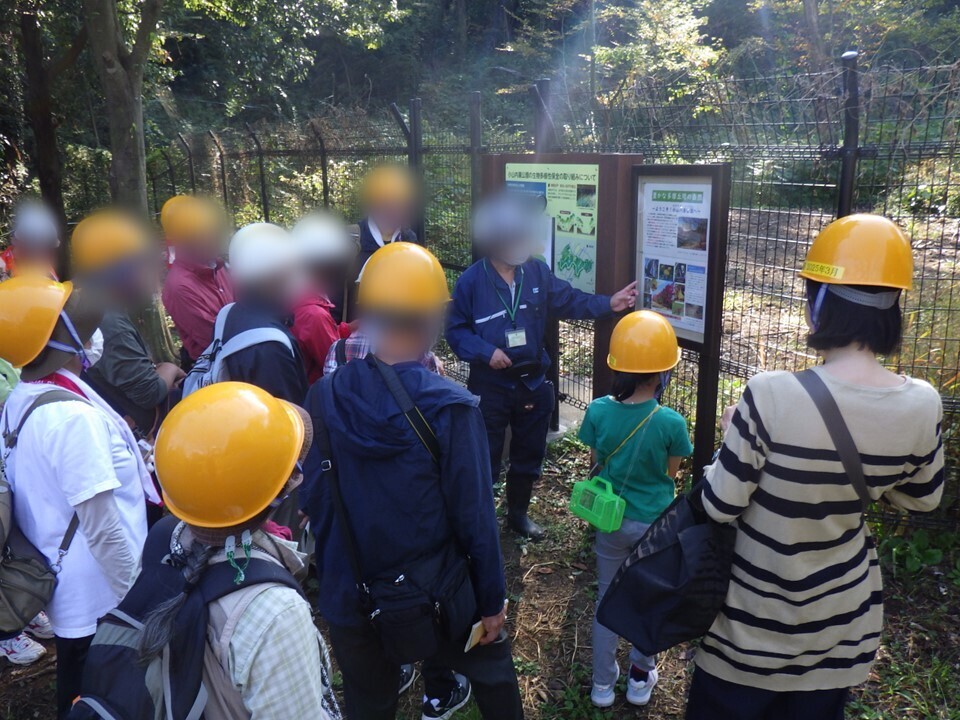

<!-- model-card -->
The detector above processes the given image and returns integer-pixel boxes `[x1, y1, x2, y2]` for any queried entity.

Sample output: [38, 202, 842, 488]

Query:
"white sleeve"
[47, 408, 121, 506]
[75, 492, 139, 599]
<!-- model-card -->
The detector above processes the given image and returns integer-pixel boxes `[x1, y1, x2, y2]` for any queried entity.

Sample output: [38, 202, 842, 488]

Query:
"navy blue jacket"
[222, 297, 309, 404]
[300, 356, 505, 627]
[356, 218, 419, 269]
[447, 258, 612, 389]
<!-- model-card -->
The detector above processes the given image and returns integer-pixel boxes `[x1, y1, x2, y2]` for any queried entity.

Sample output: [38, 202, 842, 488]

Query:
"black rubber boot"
[506, 478, 546, 541]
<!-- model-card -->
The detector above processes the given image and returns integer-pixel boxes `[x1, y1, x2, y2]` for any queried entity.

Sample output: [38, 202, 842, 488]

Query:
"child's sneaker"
[25, 611, 54, 640]
[0, 633, 46, 665]
[590, 667, 619, 708]
[626, 666, 658, 706]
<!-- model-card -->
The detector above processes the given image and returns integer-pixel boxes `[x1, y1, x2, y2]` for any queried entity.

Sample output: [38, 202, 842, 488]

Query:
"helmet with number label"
[800, 214, 912, 290]
[607, 310, 681, 373]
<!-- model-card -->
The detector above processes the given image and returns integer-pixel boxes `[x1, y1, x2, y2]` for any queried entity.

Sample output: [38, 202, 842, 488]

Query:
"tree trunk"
[82, 0, 153, 211]
[802, 0, 828, 74]
[18, 11, 69, 274]
[83, 0, 176, 362]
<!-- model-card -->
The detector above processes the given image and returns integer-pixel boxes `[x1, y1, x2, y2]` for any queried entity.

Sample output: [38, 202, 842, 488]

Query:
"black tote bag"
[596, 483, 736, 656]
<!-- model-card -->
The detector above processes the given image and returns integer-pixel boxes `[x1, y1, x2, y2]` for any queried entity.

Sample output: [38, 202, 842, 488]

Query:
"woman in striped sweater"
[687, 214, 945, 719]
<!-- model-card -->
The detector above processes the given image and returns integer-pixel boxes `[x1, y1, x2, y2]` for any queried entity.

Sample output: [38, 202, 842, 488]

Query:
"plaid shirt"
[323, 330, 440, 376]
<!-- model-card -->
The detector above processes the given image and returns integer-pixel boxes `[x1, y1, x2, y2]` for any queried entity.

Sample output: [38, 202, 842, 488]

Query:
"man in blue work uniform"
[447, 192, 638, 540]
[302, 242, 523, 720]
[222, 222, 309, 404]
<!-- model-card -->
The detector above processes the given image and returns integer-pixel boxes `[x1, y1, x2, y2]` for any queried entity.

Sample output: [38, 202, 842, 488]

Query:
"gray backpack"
[181, 303, 294, 398]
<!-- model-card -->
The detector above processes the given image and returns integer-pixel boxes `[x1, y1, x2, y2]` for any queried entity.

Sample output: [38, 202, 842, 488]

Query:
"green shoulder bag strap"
[2, 390, 86, 570]
[372, 357, 442, 463]
[795, 369, 872, 512]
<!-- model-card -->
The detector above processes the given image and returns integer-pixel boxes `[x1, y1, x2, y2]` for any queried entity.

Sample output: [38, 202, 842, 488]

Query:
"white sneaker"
[25, 611, 54, 640]
[626, 666, 658, 706]
[590, 667, 619, 708]
[0, 633, 46, 665]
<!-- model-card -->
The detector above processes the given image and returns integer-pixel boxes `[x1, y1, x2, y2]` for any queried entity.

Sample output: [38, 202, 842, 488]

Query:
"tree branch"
[131, 0, 163, 70]
[49, 25, 88, 79]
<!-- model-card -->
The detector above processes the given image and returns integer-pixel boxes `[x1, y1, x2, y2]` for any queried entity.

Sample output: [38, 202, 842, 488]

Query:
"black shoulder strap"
[334, 339, 347, 367]
[3, 389, 86, 568]
[372, 357, 441, 464]
[197, 557, 305, 604]
[795, 369, 872, 512]
[311, 375, 370, 605]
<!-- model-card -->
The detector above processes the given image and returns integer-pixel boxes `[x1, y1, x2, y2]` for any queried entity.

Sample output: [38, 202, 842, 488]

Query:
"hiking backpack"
[0, 390, 87, 637]
[67, 515, 305, 720]
[181, 303, 294, 398]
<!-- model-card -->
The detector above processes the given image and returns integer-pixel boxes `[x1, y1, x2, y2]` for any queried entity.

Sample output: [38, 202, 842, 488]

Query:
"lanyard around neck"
[483, 260, 524, 325]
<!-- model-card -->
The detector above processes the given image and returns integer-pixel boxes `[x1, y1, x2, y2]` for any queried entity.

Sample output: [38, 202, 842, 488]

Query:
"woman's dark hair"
[806, 280, 903, 356]
[137, 541, 215, 662]
[611, 370, 660, 402]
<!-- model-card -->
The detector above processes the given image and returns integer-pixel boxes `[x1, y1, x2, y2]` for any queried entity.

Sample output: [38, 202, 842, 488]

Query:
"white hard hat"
[11, 200, 60, 249]
[228, 222, 298, 284]
[292, 212, 355, 265]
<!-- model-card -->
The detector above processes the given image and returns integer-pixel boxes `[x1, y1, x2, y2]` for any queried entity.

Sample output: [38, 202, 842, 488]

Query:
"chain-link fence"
[147, 59, 959, 528]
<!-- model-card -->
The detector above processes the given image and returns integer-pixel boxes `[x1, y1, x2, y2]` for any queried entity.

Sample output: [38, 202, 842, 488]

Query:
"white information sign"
[636, 177, 713, 344]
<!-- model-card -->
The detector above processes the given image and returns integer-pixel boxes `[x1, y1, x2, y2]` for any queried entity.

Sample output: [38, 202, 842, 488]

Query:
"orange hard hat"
[799, 214, 913, 290]
[607, 310, 681, 373]
[154, 382, 305, 529]
[361, 165, 417, 208]
[0, 275, 72, 368]
[160, 195, 227, 245]
[358, 242, 450, 314]
[71, 209, 151, 275]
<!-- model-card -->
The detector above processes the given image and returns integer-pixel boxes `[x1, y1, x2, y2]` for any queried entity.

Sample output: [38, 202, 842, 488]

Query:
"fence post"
[159, 149, 177, 197]
[408, 98, 425, 242]
[308, 120, 331, 209]
[245, 122, 270, 222]
[469, 91, 482, 208]
[177, 133, 197, 193]
[208, 131, 230, 210]
[837, 50, 860, 218]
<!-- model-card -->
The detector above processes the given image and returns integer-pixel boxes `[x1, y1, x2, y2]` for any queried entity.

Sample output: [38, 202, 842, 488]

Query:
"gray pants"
[593, 518, 656, 686]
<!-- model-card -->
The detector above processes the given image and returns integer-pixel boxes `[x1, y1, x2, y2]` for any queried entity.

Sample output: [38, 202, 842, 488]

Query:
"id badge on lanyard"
[505, 327, 527, 348]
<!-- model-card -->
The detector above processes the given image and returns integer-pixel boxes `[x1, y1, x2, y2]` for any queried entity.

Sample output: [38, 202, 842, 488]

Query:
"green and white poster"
[505, 162, 600, 293]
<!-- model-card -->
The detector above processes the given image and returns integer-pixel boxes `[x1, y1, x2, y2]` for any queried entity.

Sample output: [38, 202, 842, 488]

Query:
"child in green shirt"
[578, 311, 692, 709]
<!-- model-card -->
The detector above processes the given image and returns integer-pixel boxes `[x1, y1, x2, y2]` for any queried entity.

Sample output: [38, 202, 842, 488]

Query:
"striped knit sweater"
[698, 367, 944, 691]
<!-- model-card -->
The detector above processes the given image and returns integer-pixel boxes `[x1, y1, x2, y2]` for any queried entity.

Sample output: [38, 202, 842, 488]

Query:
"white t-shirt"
[1, 371, 151, 638]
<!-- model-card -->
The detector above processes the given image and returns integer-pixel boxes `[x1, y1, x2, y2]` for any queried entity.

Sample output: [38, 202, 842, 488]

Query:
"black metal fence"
[147, 57, 960, 528]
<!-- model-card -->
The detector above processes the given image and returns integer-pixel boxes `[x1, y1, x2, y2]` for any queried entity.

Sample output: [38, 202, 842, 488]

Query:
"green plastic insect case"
[570, 476, 626, 533]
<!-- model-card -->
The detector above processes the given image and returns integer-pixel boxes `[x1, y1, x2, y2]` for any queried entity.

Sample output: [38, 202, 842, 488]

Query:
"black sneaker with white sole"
[421, 677, 472, 720]
[399, 664, 419, 696]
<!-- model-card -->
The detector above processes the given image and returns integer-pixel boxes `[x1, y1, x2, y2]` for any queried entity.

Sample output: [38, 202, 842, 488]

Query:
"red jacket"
[161, 257, 234, 361]
[292, 294, 351, 384]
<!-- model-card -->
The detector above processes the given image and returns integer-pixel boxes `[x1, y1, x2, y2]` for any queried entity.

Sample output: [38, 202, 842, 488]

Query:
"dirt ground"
[3, 435, 958, 720]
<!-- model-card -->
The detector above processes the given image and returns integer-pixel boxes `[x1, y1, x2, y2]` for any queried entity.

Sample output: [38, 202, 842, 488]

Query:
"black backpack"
[67, 515, 303, 720]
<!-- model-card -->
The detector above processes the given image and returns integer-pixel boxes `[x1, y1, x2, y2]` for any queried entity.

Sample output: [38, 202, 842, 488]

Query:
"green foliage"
[877, 528, 957, 577]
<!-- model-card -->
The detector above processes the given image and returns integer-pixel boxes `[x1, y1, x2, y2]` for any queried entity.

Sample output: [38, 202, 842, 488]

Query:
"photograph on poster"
[644, 277, 658, 294]
[651, 281, 678, 312]
[677, 216, 708, 250]
[685, 303, 704, 320]
[658, 264, 675, 281]
[644, 258, 660, 279]
[675, 262, 687, 283]
[577, 185, 597, 208]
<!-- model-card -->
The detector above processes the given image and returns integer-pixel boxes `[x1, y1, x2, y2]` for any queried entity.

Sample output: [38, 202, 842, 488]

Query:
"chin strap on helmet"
[45, 311, 91, 370]
[657, 369, 673, 400]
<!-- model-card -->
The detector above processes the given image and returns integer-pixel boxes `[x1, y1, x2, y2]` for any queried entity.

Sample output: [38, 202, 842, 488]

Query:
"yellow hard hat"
[799, 214, 913, 290]
[71, 210, 151, 275]
[607, 310, 681, 373]
[358, 242, 450, 314]
[154, 382, 305, 529]
[160, 195, 227, 245]
[361, 165, 416, 208]
[0, 275, 72, 368]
